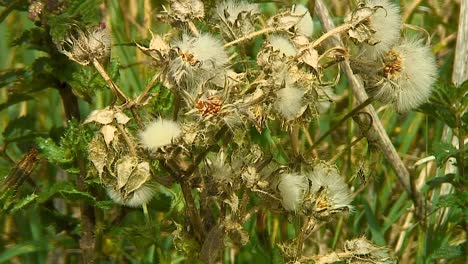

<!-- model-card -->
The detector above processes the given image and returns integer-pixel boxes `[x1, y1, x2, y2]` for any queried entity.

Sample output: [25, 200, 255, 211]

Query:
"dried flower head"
[344, 237, 397, 263]
[307, 163, 353, 218]
[107, 185, 155, 207]
[277, 173, 308, 211]
[169, 33, 229, 85]
[58, 25, 111, 66]
[170, 0, 205, 22]
[140, 118, 182, 150]
[215, 0, 260, 36]
[346, 0, 401, 59]
[370, 37, 437, 112]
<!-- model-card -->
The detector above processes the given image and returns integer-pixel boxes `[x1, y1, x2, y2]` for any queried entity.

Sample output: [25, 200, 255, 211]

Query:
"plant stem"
[93, 58, 130, 103]
[224, 27, 281, 48]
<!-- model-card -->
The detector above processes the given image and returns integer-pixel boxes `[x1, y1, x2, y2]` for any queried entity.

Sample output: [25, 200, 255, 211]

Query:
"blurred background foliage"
[0, 0, 466, 263]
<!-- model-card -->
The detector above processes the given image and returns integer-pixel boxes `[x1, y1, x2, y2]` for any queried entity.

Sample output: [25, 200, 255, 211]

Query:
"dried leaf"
[114, 112, 131, 124]
[223, 193, 239, 213]
[115, 156, 139, 189]
[100, 125, 117, 145]
[84, 108, 115, 125]
[88, 136, 107, 177]
[298, 48, 319, 70]
[125, 161, 151, 194]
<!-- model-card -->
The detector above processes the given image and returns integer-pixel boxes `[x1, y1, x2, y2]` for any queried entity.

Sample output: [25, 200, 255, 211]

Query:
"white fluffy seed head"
[140, 118, 182, 150]
[275, 85, 305, 120]
[362, 0, 402, 59]
[215, 0, 259, 34]
[374, 37, 437, 112]
[268, 35, 297, 57]
[107, 185, 155, 207]
[308, 163, 353, 211]
[277, 173, 308, 211]
[292, 4, 314, 37]
[170, 33, 229, 85]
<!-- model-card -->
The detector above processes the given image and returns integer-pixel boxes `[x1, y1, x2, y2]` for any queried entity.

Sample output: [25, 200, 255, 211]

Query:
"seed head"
[277, 173, 308, 211]
[169, 33, 229, 85]
[307, 163, 353, 218]
[107, 185, 155, 207]
[275, 85, 305, 120]
[170, 0, 205, 22]
[215, 0, 259, 36]
[291, 4, 314, 37]
[58, 25, 111, 66]
[372, 37, 437, 112]
[140, 118, 182, 150]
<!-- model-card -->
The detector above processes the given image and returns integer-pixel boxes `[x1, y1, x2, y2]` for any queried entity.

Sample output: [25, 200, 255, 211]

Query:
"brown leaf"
[84, 108, 115, 125]
[115, 156, 139, 190]
[100, 125, 117, 145]
[125, 161, 151, 194]
[88, 136, 107, 178]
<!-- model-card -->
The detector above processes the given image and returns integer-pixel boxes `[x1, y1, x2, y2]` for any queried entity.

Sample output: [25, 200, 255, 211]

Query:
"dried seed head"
[215, 0, 260, 36]
[372, 38, 437, 112]
[58, 25, 111, 66]
[291, 4, 314, 37]
[346, 0, 401, 59]
[140, 118, 182, 150]
[169, 33, 229, 85]
[307, 163, 353, 218]
[107, 184, 155, 207]
[196, 96, 223, 116]
[275, 85, 306, 120]
[170, 0, 205, 22]
[277, 173, 308, 211]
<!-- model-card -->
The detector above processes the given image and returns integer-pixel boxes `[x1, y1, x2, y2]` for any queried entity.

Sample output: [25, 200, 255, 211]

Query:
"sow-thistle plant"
[25, 0, 439, 262]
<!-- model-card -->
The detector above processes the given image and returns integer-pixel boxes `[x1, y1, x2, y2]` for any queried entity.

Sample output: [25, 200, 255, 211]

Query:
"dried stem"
[314, 0, 420, 212]
[187, 20, 200, 37]
[93, 58, 130, 103]
[224, 27, 282, 48]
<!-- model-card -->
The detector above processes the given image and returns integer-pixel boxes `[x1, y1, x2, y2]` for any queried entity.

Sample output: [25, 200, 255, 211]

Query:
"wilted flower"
[140, 118, 182, 150]
[370, 37, 437, 112]
[307, 163, 353, 218]
[169, 33, 229, 86]
[170, 0, 205, 22]
[215, 0, 260, 36]
[107, 185, 155, 207]
[346, 0, 401, 59]
[275, 84, 306, 120]
[277, 173, 308, 211]
[58, 25, 111, 66]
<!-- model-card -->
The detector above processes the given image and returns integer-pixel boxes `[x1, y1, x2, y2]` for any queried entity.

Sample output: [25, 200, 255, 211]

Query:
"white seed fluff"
[268, 35, 297, 57]
[107, 185, 155, 207]
[375, 38, 437, 112]
[307, 163, 353, 211]
[292, 4, 314, 37]
[362, 0, 402, 59]
[140, 118, 182, 150]
[275, 85, 305, 120]
[277, 173, 308, 211]
[215, 0, 259, 34]
[170, 33, 229, 85]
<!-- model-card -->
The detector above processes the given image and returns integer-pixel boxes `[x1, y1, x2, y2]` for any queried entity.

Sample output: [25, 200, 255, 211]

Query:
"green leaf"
[430, 244, 462, 260]
[9, 193, 38, 213]
[0, 68, 29, 88]
[35, 137, 74, 164]
[37, 181, 95, 204]
[432, 142, 459, 165]
[2, 115, 41, 144]
[0, 94, 33, 112]
[426, 174, 456, 188]
[0, 240, 50, 263]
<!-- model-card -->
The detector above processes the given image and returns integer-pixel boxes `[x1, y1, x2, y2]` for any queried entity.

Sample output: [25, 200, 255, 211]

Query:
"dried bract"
[215, 0, 260, 36]
[136, 32, 171, 64]
[344, 238, 397, 263]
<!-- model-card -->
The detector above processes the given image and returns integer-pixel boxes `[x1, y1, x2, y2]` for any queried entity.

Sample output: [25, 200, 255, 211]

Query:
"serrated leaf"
[35, 137, 73, 164]
[37, 181, 95, 204]
[432, 142, 458, 165]
[9, 193, 38, 213]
